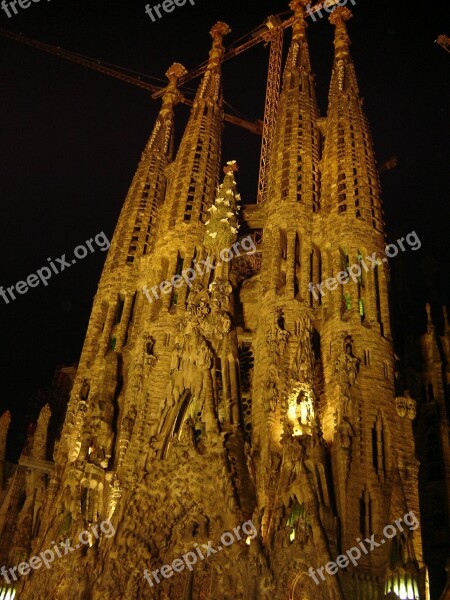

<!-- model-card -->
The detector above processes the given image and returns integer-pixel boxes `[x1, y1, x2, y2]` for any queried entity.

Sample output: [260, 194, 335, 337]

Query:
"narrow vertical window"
[372, 414, 386, 477]
[357, 251, 365, 322]
[170, 254, 184, 308]
[340, 248, 350, 313]
[309, 251, 314, 308]
[115, 295, 125, 324]
[374, 264, 383, 335]
[294, 233, 300, 297]
[278, 229, 287, 291]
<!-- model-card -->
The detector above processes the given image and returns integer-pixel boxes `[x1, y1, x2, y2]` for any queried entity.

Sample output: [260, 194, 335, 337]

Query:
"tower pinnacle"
[289, 0, 309, 40]
[208, 21, 231, 65]
[160, 62, 187, 116]
[158, 22, 230, 230]
[104, 60, 187, 268]
[329, 6, 353, 58]
[193, 21, 231, 107]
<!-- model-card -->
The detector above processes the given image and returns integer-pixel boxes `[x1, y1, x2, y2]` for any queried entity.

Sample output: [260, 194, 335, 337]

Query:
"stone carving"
[264, 309, 290, 413]
[266, 363, 279, 412]
[79, 378, 90, 400]
[290, 314, 314, 387]
[286, 315, 317, 435]
[186, 278, 232, 340]
[88, 394, 115, 468]
[395, 396, 407, 418]
[144, 334, 158, 368]
[33, 403, 51, 460]
[338, 417, 354, 450]
[406, 393, 417, 420]
[334, 334, 359, 419]
[117, 406, 137, 470]
[107, 476, 122, 520]
[395, 391, 416, 420]
[266, 308, 290, 366]
[66, 400, 88, 462]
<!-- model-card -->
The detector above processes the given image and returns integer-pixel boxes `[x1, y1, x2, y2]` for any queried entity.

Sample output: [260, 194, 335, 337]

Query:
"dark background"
[0, 0, 449, 459]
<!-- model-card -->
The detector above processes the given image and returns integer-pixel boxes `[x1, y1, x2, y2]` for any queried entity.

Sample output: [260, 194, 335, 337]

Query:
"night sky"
[0, 0, 449, 460]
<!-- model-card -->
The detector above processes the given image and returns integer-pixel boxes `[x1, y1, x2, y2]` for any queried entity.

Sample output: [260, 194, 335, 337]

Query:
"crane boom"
[0, 27, 262, 135]
[0, 1, 333, 144]
[0, 27, 161, 94]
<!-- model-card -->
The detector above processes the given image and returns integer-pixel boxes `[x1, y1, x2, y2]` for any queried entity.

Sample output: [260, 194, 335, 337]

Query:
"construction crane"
[0, 1, 334, 202]
[0, 26, 263, 135]
[257, 16, 284, 204]
[435, 34, 450, 54]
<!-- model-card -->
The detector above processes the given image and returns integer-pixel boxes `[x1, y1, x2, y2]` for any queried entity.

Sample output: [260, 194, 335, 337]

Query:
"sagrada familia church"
[0, 1, 449, 598]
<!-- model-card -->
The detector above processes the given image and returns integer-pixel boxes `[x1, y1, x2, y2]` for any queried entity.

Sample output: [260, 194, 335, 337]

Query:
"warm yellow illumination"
[386, 570, 419, 600]
[0, 588, 16, 600]
[245, 536, 252, 545]
[289, 528, 295, 542]
[287, 401, 297, 422]
[398, 580, 408, 598]
[287, 385, 315, 436]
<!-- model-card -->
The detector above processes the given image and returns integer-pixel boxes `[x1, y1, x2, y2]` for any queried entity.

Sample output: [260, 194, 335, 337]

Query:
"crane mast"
[257, 17, 284, 204]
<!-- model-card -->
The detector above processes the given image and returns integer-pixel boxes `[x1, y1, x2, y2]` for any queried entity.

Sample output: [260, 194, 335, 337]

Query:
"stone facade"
[1, 2, 445, 599]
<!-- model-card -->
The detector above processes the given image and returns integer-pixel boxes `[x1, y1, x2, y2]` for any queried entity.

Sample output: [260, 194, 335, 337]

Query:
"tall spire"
[106, 62, 187, 267]
[288, 0, 312, 71]
[318, 6, 390, 331]
[330, 5, 352, 60]
[265, 0, 319, 214]
[321, 7, 383, 231]
[159, 21, 230, 230]
[253, 0, 323, 542]
[260, 0, 320, 303]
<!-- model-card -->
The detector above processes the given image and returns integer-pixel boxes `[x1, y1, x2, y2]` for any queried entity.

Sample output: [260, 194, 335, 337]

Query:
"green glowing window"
[344, 293, 351, 310]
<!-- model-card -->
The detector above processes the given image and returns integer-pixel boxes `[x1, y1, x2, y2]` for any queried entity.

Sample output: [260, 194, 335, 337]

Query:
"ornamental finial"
[160, 62, 187, 113]
[329, 6, 352, 26]
[289, 0, 309, 11]
[207, 22, 231, 70]
[224, 160, 238, 174]
[165, 62, 188, 82]
[210, 21, 231, 41]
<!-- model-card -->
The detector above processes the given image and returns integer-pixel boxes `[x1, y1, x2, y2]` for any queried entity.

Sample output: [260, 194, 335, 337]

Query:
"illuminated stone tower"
[10, 3, 429, 600]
